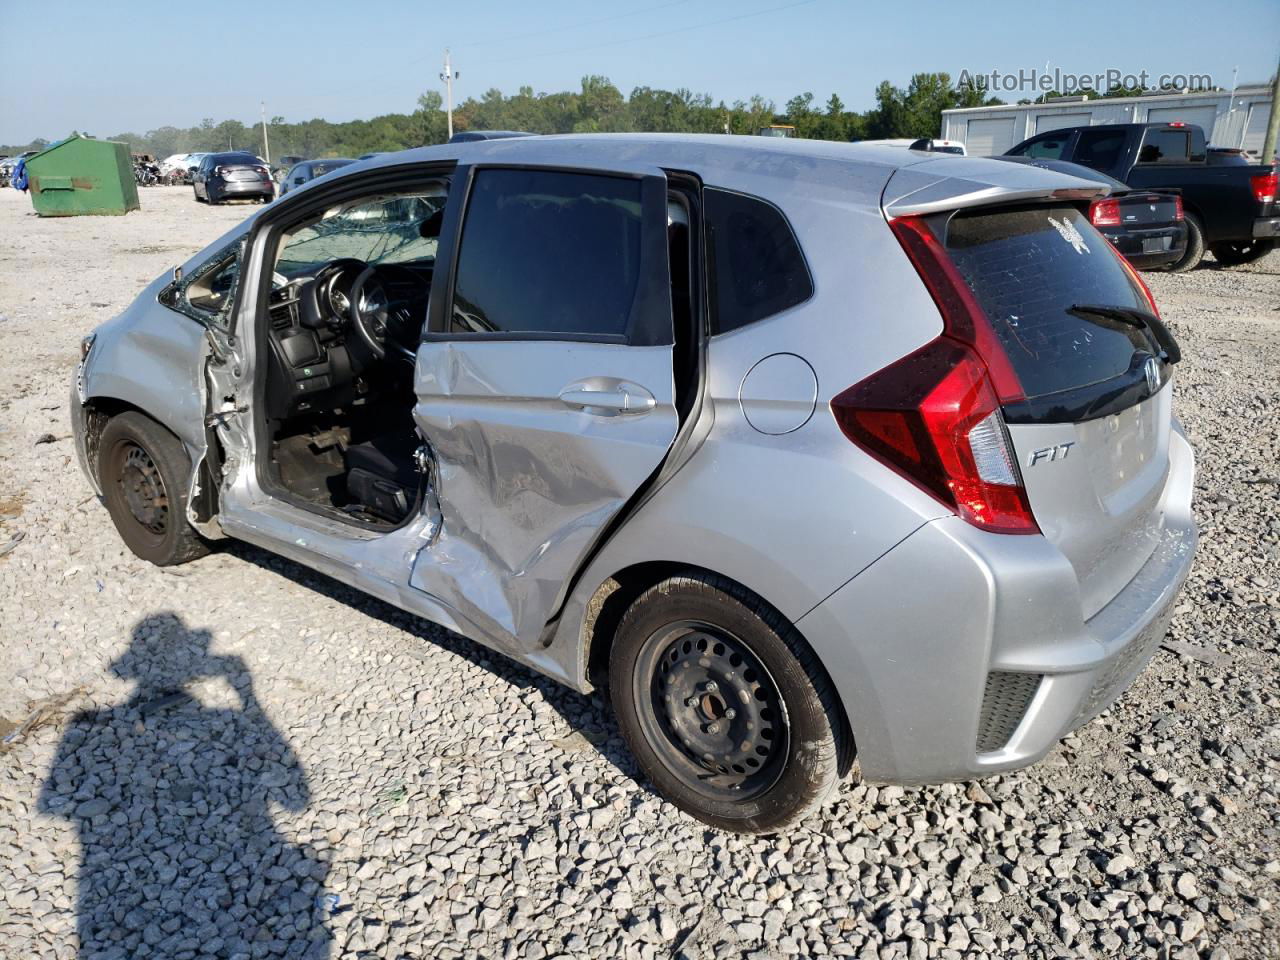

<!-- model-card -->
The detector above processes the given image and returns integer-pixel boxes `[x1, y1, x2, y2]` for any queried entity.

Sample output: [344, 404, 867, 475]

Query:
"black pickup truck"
[1006, 122, 1278, 271]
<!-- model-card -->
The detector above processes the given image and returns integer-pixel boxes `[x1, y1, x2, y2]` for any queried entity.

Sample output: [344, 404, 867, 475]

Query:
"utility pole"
[1263, 55, 1280, 165]
[260, 101, 271, 165]
[440, 49, 459, 140]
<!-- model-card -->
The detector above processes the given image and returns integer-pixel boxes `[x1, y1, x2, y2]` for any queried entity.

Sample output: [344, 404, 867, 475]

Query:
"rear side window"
[705, 188, 812, 335]
[451, 168, 644, 338]
[1072, 130, 1126, 170]
[1138, 129, 1189, 163]
[942, 205, 1161, 412]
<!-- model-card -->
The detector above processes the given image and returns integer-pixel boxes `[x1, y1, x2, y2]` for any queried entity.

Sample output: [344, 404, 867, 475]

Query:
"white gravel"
[1, 185, 1278, 959]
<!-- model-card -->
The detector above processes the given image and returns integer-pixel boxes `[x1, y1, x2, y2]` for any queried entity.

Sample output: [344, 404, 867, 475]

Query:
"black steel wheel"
[610, 572, 851, 833]
[633, 620, 789, 804]
[98, 412, 210, 566]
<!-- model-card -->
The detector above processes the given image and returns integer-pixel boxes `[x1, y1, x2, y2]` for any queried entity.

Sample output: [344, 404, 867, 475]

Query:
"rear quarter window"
[705, 188, 812, 335]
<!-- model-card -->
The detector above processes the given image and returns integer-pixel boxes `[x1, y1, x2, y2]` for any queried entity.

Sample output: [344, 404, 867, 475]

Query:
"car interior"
[256, 183, 449, 527]
[255, 175, 697, 530]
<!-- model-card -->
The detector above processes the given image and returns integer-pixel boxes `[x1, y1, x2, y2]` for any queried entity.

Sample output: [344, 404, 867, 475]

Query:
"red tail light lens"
[1173, 195, 1184, 221]
[1250, 172, 1277, 204]
[830, 218, 1039, 535]
[832, 339, 1037, 534]
[1089, 197, 1122, 227]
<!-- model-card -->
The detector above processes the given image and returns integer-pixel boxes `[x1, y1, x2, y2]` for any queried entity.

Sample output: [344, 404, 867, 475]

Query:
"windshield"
[275, 192, 446, 275]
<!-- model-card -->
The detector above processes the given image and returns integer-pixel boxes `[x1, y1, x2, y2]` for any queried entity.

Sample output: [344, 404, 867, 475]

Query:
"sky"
[1, 0, 1277, 144]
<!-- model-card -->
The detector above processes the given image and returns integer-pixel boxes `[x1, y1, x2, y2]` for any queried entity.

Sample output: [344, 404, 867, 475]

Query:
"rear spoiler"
[882, 158, 1109, 218]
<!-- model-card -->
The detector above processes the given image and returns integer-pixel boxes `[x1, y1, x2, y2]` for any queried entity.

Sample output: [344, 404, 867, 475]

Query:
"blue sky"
[2, 0, 1277, 143]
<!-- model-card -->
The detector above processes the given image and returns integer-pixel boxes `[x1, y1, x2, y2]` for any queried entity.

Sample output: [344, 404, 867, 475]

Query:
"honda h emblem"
[1144, 356, 1161, 393]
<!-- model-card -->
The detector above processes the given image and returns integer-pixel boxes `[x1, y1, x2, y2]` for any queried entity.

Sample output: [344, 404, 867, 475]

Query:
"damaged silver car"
[72, 136, 1197, 832]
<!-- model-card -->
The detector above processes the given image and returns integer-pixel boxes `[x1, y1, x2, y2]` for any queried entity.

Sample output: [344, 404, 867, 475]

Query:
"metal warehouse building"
[941, 85, 1274, 156]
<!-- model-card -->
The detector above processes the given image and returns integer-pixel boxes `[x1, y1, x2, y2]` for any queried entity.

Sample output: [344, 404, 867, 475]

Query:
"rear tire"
[1210, 238, 1275, 267]
[98, 412, 210, 567]
[1168, 213, 1205, 272]
[609, 572, 850, 833]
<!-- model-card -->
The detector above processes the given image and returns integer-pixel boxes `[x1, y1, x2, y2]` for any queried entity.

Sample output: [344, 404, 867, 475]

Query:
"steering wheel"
[350, 265, 417, 363]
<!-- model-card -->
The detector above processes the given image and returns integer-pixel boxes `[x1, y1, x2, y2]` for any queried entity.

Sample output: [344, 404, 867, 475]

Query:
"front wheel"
[1211, 238, 1275, 267]
[609, 572, 851, 833]
[98, 412, 210, 567]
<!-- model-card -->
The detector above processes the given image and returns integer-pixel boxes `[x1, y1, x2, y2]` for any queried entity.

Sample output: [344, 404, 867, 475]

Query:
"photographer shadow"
[38, 613, 331, 959]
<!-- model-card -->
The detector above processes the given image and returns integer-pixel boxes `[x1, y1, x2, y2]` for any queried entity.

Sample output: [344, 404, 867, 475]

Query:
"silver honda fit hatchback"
[72, 135, 1197, 832]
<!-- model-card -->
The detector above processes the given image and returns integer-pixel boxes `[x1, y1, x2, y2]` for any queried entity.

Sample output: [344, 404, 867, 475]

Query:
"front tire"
[1168, 212, 1205, 273]
[98, 412, 210, 567]
[609, 572, 850, 833]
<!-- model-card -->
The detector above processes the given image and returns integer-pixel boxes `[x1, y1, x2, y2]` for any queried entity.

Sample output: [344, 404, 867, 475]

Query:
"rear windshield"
[942, 204, 1161, 409]
[215, 154, 260, 165]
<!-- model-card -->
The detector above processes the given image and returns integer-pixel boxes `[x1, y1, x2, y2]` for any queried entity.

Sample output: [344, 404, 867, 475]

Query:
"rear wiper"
[1068, 303, 1181, 364]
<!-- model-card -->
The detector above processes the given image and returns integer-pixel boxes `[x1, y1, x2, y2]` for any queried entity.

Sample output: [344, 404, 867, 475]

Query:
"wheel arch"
[81, 394, 220, 526]
[578, 560, 856, 777]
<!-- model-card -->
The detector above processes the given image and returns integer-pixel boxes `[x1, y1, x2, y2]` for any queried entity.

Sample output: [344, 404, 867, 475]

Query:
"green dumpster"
[25, 135, 140, 217]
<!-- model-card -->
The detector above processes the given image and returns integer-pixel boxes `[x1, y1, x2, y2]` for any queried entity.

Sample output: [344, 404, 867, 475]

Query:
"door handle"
[558, 381, 657, 415]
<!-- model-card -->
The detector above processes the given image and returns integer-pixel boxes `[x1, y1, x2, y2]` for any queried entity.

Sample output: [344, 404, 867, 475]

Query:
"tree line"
[3, 73, 1004, 159]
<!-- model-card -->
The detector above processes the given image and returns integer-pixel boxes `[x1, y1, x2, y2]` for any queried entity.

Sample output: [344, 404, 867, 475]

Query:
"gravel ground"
[1, 185, 1278, 960]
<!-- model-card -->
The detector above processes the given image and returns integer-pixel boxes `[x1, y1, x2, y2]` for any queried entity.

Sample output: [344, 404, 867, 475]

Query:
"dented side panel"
[407, 339, 679, 654]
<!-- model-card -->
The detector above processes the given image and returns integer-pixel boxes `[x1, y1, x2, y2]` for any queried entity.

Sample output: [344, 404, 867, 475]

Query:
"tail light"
[1172, 195, 1184, 220]
[830, 217, 1038, 535]
[1089, 197, 1122, 227]
[1250, 172, 1277, 204]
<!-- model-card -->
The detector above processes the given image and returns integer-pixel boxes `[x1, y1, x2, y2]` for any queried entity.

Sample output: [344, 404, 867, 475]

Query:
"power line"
[298, 0, 825, 114]
[472, 0, 824, 68]
[454, 0, 691, 51]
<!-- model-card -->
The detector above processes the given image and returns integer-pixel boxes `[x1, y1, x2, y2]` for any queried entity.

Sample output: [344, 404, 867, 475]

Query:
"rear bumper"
[1252, 217, 1280, 239]
[214, 179, 273, 198]
[1101, 225, 1185, 268]
[797, 426, 1197, 784]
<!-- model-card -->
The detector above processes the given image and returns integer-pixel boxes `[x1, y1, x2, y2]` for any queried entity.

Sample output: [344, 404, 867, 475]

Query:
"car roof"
[343, 132, 1104, 208]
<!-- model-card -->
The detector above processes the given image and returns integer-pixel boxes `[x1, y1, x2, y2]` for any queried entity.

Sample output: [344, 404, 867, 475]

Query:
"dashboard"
[261, 260, 431, 420]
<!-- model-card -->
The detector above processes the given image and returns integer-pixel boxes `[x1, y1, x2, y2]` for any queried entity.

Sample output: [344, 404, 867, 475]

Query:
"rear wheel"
[99, 412, 210, 566]
[609, 572, 850, 833]
[1167, 212, 1205, 272]
[1211, 238, 1275, 267]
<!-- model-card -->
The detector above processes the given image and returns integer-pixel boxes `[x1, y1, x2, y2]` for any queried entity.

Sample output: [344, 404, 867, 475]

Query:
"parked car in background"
[448, 130, 534, 143]
[192, 152, 274, 204]
[73, 137, 1196, 832]
[862, 138, 967, 155]
[1006, 122, 1278, 269]
[996, 156, 1187, 270]
[272, 155, 308, 181]
[159, 153, 194, 176]
[0, 150, 38, 183]
[278, 158, 356, 195]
